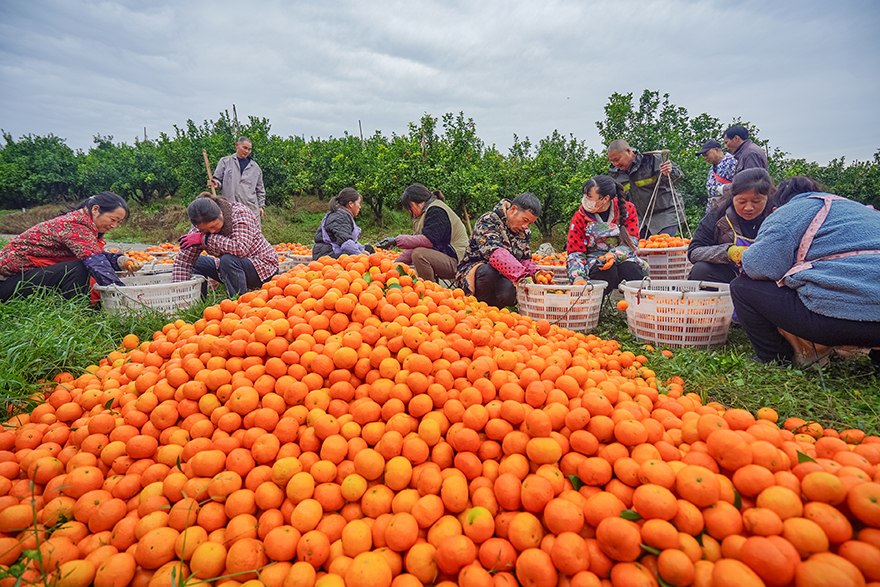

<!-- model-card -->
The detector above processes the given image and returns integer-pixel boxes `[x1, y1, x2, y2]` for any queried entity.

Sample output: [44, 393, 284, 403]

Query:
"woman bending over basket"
[0, 192, 141, 302]
[455, 193, 541, 309]
[312, 188, 374, 260]
[376, 184, 469, 283]
[687, 168, 774, 284]
[731, 177, 880, 367]
[566, 175, 647, 295]
[173, 193, 278, 298]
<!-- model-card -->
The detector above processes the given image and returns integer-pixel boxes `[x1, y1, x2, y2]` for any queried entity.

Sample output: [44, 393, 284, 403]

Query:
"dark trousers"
[474, 264, 517, 309]
[730, 274, 880, 364]
[0, 260, 90, 302]
[688, 261, 739, 284]
[193, 255, 267, 298]
[591, 260, 645, 295]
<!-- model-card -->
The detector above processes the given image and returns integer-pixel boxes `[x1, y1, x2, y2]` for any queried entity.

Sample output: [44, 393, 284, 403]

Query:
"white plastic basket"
[637, 247, 693, 280]
[536, 264, 568, 282]
[95, 274, 205, 315]
[618, 279, 734, 349]
[516, 281, 607, 333]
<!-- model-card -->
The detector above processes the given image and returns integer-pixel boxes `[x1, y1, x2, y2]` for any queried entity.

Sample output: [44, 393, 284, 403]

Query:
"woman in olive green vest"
[377, 184, 469, 283]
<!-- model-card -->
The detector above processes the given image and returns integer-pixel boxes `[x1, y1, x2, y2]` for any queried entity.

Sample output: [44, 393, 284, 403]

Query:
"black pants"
[0, 261, 90, 302]
[474, 264, 517, 309]
[193, 255, 268, 298]
[730, 274, 880, 364]
[688, 261, 739, 284]
[591, 260, 645, 295]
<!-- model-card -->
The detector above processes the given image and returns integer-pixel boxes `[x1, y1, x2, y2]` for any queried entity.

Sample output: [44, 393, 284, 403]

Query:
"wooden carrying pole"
[463, 204, 473, 237]
[203, 150, 217, 196]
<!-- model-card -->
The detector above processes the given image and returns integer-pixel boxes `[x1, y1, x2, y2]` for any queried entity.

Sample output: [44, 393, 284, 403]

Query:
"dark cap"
[696, 139, 722, 155]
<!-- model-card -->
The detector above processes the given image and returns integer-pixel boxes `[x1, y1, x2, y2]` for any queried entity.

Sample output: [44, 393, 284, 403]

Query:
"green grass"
[0, 286, 226, 416]
[592, 299, 880, 434]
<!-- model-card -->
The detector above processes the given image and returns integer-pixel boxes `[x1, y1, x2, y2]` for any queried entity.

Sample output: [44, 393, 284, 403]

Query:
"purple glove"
[179, 233, 205, 249]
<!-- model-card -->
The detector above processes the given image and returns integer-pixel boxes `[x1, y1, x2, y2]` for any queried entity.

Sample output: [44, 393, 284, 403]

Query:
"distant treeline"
[1, 90, 877, 238]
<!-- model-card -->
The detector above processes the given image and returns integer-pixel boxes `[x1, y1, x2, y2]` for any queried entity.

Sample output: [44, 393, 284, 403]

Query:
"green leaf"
[620, 510, 642, 521]
[363, 273, 372, 284]
[640, 543, 661, 555]
[568, 475, 585, 491]
[387, 283, 402, 290]
[395, 264, 407, 276]
[733, 487, 742, 510]
[797, 451, 817, 464]
[104, 399, 114, 410]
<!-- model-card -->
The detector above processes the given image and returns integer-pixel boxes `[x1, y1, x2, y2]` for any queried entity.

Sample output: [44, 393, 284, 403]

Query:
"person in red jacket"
[566, 175, 647, 294]
[0, 192, 136, 301]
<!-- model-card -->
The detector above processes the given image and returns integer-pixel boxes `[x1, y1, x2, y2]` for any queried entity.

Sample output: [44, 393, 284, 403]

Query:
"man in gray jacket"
[722, 125, 768, 174]
[208, 137, 266, 221]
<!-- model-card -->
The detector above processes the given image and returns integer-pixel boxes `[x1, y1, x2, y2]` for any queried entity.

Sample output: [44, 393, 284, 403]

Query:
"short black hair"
[512, 192, 541, 217]
[723, 125, 749, 141]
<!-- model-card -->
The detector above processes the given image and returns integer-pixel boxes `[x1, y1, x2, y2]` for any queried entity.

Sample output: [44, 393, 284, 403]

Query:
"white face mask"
[582, 195, 606, 213]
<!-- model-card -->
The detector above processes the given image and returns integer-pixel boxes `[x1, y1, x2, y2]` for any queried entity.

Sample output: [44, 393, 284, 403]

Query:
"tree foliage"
[1, 93, 877, 241]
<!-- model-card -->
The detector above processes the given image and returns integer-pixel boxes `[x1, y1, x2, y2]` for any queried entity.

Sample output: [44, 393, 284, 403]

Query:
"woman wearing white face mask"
[566, 175, 647, 294]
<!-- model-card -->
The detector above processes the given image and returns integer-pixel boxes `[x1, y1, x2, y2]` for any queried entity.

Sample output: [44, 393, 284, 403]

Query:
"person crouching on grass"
[172, 193, 278, 298]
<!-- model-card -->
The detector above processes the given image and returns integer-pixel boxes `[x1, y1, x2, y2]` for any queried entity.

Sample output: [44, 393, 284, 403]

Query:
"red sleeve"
[59, 214, 104, 260]
[623, 201, 640, 240]
[566, 209, 588, 254]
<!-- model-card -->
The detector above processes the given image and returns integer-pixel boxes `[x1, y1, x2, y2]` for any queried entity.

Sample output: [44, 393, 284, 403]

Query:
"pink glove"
[489, 248, 529, 282]
[179, 233, 205, 249]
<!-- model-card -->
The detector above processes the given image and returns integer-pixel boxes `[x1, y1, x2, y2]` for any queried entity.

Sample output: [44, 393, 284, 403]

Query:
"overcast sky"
[1, 0, 878, 165]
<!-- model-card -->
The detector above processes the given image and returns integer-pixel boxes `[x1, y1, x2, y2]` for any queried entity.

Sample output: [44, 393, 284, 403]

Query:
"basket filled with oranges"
[275, 243, 313, 270]
[618, 279, 734, 349]
[517, 273, 607, 333]
[531, 252, 569, 281]
[637, 234, 693, 280]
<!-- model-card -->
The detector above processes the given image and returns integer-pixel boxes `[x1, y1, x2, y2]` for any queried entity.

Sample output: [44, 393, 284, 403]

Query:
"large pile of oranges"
[638, 235, 691, 250]
[2, 253, 880, 587]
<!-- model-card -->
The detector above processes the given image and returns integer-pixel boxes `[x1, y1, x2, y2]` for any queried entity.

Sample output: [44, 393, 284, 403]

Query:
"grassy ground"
[2, 197, 878, 433]
[0, 286, 226, 416]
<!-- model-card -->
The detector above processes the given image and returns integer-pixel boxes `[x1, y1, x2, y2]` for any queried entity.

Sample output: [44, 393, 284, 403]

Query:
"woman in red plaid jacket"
[172, 193, 278, 297]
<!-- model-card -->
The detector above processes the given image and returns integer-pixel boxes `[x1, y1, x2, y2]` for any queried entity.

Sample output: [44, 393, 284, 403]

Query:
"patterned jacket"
[0, 207, 124, 286]
[566, 199, 645, 282]
[173, 202, 278, 282]
[455, 199, 536, 295]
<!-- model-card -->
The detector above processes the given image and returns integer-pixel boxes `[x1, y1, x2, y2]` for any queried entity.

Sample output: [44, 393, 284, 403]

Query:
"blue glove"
[179, 233, 205, 249]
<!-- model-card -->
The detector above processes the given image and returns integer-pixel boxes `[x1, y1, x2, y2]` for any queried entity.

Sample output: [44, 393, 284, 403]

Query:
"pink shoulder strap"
[777, 195, 880, 286]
